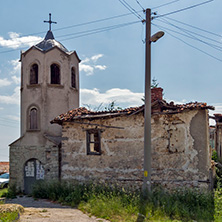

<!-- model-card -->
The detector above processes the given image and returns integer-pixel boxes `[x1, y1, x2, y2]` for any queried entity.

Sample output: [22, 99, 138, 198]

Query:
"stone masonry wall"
[10, 144, 59, 191]
[61, 109, 211, 189]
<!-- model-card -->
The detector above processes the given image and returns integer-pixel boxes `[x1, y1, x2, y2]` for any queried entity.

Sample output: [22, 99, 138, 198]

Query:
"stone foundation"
[10, 144, 59, 191]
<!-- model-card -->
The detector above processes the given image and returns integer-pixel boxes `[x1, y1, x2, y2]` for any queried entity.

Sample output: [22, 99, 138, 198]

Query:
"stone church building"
[10, 27, 214, 193]
[9, 29, 80, 193]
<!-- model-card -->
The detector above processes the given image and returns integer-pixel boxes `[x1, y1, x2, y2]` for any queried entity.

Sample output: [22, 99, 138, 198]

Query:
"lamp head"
[150, 31, 164, 43]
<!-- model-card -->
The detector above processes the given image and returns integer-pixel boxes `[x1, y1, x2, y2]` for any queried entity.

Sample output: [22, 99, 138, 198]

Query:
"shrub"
[31, 180, 214, 221]
[5, 184, 17, 199]
[212, 150, 218, 162]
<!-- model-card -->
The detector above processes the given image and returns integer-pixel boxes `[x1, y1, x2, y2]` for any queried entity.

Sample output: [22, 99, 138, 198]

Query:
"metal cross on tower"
[44, 13, 57, 31]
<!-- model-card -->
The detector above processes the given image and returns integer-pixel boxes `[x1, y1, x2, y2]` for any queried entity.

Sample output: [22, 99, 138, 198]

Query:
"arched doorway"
[24, 159, 45, 194]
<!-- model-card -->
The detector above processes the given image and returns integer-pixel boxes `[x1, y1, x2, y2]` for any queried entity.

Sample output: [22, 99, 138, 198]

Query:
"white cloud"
[0, 86, 20, 105]
[10, 59, 21, 74]
[11, 76, 20, 85]
[81, 58, 90, 63]
[95, 65, 107, 70]
[0, 107, 4, 110]
[80, 88, 143, 109]
[166, 99, 187, 104]
[79, 64, 94, 76]
[0, 32, 42, 49]
[0, 78, 11, 87]
[80, 54, 107, 76]
[91, 54, 103, 62]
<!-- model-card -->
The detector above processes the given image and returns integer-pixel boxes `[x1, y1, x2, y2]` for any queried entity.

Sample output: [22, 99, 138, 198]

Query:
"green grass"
[214, 188, 222, 221]
[0, 188, 8, 198]
[0, 211, 19, 222]
[32, 180, 215, 221]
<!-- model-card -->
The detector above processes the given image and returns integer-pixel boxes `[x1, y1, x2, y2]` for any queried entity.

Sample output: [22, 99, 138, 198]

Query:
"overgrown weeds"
[31, 180, 215, 221]
[5, 184, 17, 199]
[0, 211, 19, 222]
[0, 188, 8, 198]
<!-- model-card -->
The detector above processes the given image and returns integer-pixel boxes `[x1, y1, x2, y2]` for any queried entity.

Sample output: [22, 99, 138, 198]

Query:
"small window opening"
[86, 130, 101, 155]
[30, 64, 38, 84]
[51, 64, 60, 84]
[30, 108, 38, 130]
[71, 67, 76, 88]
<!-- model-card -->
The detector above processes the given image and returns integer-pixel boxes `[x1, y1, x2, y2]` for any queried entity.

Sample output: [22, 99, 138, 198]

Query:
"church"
[9, 16, 80, 193]
[9, 16, 214, 193]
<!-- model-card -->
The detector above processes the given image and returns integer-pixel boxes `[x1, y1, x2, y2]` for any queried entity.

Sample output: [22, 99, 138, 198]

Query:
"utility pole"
[143, 8, 152, 192]
[143, 9, 164, 193]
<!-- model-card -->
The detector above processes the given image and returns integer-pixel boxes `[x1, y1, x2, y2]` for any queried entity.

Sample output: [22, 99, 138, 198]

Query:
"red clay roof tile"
[51, 101, 214, 124]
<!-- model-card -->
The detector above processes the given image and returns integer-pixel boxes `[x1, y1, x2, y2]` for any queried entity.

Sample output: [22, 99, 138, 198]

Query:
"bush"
[31, 180, 214, 221]
[212, 150, 218, 162]
[5, 184, 17, 199]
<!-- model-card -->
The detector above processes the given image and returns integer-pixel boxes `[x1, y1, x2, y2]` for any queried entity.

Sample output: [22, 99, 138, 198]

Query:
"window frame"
[30, 63, 38, 85]
[50, 63, 60, 84]
[27, 105, 40, 131]
[29, 107, 38, 130]
[86, 129, 101, 155]
[71, 67, 76, 89]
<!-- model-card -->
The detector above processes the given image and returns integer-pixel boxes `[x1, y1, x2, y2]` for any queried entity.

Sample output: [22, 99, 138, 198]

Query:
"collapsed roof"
[51, 100, 214, 125]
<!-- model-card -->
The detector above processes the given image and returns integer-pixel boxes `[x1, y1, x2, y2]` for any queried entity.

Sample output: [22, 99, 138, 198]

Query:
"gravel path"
[5, 196, 108, 222]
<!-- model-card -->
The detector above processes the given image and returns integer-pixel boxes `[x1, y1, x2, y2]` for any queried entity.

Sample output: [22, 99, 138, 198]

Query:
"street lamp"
[143, 8, 164, 192]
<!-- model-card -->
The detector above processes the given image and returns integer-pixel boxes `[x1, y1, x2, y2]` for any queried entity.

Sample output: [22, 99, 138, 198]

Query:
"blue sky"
[0, 0, 222, 161]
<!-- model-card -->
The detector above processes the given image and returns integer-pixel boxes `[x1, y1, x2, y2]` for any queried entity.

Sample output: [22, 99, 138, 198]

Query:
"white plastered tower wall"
[20, 45, 80, 137]
[9, 30, 80, 192]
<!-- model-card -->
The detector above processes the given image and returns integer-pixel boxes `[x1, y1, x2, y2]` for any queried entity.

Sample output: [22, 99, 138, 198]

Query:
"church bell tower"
[20, 14, 80, 137]
[10, 14, 80, 193]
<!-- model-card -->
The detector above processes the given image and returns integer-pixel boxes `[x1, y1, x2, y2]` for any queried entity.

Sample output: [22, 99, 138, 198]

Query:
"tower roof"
[35, 30, 68, 52]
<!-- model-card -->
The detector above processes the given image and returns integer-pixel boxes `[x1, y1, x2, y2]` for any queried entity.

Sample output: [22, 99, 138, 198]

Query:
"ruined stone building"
[214, 114, 222, 159]
[9, 30, 80, 193]
[9, 27, 214, 193]
[51, 95, 214, 189]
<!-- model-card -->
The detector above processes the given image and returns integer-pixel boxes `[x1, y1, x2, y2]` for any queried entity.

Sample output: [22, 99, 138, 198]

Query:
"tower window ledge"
[27, 84, 41, 88]
[70, 87, 78, 91]
[27, 129, 41, 132]
[47, 83, 64, 88]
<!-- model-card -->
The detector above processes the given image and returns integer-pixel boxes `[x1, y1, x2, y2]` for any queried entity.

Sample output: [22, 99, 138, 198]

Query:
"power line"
[164, 16, 222, 38]
[57, 21, 139, 38]
[0, 21, 141, 54]
[11, 11, 143, 39]
[156, 18, 222, 45]
[135, 0, 145, 11]
[0, 116, 19, 124]
[0, 122, 19, 128]
[152, 22, 222, 53]
[54, 11, 143, 32]
[59, 21, 140, 42]
[155, 18, 222, 52]
[0, 11, 144, 50]
[118, 0, 144, 21]
[152, 0, 180, 10]
[153, 0, 214, 19]
[152, 23, 222, 63]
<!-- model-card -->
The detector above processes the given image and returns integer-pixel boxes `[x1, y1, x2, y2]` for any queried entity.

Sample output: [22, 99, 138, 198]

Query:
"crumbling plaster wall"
[61, 109, 211, 188]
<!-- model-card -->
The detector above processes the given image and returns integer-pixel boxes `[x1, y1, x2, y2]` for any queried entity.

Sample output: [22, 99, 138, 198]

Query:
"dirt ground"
[5, 196, 109, 222]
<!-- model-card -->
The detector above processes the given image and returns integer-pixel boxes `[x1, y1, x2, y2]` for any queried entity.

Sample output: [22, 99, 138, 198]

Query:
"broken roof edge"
[51, 100, 214, 125]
